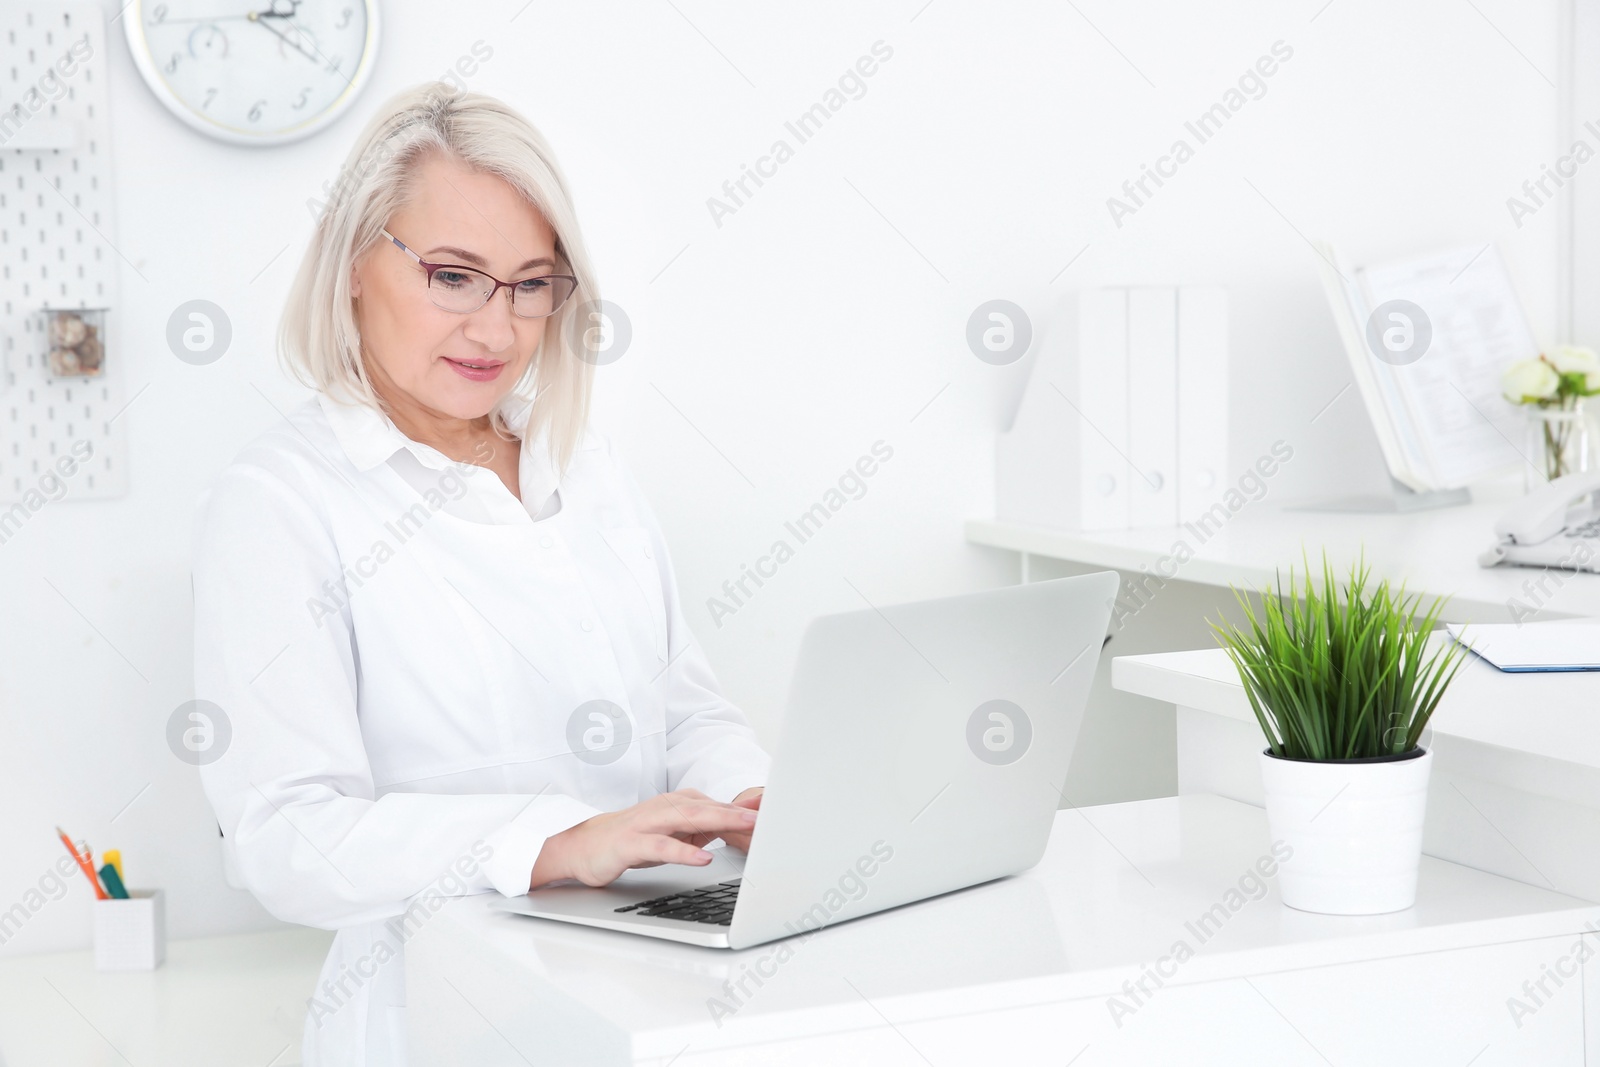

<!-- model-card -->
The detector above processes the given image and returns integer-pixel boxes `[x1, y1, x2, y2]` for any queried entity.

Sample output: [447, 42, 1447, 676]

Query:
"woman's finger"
[637, 834, 714, 867]
[635, 799, 758, 837]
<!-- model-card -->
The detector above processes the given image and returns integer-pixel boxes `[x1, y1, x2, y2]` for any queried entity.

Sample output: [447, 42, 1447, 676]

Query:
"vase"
[1259, 746, 1432, 915]
[1527, 400, 1598, 488]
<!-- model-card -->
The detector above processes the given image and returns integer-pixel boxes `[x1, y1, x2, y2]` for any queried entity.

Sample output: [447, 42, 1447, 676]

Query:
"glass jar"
[43, 306, 108, 378]
[1526, 398, 1598, 488]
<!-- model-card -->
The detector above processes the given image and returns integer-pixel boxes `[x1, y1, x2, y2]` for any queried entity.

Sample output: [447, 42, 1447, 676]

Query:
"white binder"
[1128, 289, 1178, 527]
[996, 287, 1229, 533]
[1079, 289, 1131, 530]
[993, 289, 1127, 531]
[1177, 287, 1229, 524]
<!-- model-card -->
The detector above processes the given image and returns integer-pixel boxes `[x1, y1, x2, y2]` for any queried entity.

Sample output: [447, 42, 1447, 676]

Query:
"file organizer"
[1313, 240, 1528, 495]
[996, 287, 1229, 531]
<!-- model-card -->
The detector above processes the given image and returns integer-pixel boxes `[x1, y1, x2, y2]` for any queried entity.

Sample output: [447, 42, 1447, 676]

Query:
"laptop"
[492, 571, 1119, 950]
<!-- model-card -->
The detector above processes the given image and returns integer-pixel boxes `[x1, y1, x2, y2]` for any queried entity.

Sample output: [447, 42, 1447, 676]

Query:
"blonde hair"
[279, 82, 598, 473]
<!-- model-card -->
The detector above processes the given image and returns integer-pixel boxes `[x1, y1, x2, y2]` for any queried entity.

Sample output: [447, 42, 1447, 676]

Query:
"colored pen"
[56, 826, 108, 900]
[98, 862, 129, 900]
[102, 849, 123, 883]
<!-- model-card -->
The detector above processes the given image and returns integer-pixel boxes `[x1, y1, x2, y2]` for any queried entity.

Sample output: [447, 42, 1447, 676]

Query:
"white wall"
[0, 0, 1567, 954]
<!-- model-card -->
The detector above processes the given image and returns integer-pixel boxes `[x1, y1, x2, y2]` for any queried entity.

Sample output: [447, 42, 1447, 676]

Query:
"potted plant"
[1210, 552, 1470, 915]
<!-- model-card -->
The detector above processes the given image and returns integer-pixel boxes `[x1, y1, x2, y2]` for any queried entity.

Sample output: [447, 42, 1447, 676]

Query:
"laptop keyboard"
[613, 879, 741, 926]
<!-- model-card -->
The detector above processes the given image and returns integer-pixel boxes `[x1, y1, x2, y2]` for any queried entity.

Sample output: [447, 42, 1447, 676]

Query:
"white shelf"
[1113, 644, 1600, 920]
[967, 475, 1600, 620]
[1115, 638, 1600, 785]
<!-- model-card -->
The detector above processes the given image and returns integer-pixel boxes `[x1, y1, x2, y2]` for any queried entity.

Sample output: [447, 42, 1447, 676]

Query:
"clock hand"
[247, 12, 319, 63]
[153, 0, 297, 21]
[256, 5, 354, 86]
[159, 1, 295, 22]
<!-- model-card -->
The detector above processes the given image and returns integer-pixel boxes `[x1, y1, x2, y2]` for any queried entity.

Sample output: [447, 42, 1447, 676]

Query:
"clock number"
[248, 99, 267, 123]
[149, 4, 168, 24]
[335, 7, 353, 30]
[292, 87, 311, 110]
[202, 88, 218, 110]
[165, 52, 180, 75]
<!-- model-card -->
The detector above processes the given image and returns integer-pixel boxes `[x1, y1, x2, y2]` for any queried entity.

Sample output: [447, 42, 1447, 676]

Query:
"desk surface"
[967, 478, 1600, 619]
[1113, 639, 1600, 774]
[0, 926, 330, 1067]
[424, 794, 1597, 1060]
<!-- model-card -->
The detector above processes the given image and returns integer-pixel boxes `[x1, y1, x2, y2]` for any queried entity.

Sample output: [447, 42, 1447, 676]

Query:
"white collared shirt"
[191, 390, 771, 1063]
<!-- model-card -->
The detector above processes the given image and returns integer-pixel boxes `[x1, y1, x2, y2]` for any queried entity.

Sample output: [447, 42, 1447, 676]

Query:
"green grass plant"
[1209, 551, 1470, 762]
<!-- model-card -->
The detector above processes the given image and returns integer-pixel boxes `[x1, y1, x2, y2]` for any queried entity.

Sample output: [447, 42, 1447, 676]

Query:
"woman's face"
[351, 151, 558, 424]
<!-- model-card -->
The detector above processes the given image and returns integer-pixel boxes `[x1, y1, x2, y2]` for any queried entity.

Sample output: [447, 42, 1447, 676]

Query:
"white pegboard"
[0, 3, 125, 503]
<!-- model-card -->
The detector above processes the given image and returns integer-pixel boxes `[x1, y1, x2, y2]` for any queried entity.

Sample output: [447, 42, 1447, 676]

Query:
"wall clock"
[124, 0, 381, 145]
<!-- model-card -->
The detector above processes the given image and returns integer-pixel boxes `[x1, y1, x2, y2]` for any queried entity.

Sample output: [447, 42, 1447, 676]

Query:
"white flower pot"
[1258, 747, 1433, 915]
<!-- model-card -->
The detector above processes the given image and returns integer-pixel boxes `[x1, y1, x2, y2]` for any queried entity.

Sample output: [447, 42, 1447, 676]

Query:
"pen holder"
[93, 890, 165, 971]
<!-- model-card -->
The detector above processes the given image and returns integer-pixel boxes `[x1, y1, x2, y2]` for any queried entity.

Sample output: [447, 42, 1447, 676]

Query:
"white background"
[0, 0, 1570, 952]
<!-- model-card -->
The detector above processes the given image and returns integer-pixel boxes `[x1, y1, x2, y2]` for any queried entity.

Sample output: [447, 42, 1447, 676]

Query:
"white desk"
[967, 479, 1600, 620]
[0, 927, 330, 1066]
[1115, 640, 1600, 906]
[968, 487, 1600, 806]
[409, 794, 1600, 1066]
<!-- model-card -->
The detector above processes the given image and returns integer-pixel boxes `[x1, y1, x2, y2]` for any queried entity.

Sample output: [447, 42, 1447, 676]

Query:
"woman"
[192, 83, 770, 1065]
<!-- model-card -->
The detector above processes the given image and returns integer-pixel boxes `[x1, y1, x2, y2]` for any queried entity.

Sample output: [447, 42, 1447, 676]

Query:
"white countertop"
[967, 478, 1600, 618]
[421, 794, 1599, 1060]
[0, 927, 330, 1067]
[1113, 637, 1600, 774]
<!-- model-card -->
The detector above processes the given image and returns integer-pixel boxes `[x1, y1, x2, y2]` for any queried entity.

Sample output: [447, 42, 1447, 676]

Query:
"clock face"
[125, 0, 380, 145]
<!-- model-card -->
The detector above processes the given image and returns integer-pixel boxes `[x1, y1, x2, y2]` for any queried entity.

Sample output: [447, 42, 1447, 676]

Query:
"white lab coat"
[191, 390, 771, 1065]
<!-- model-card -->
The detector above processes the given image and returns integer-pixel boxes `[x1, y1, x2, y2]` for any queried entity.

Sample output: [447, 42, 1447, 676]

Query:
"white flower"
[1502, 358, 1559, 403]
[1548, 344, 1600, 373]
[1550, 344, 1600, 392]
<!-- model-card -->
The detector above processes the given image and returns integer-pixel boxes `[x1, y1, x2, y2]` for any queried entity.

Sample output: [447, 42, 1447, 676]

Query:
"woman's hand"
[528, 788, 760, 889]
[718, 786, 764, 854]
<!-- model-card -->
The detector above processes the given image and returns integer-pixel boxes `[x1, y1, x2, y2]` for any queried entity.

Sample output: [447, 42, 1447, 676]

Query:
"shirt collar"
[317, 390, 537, 474]
[317, 391, 594, 519]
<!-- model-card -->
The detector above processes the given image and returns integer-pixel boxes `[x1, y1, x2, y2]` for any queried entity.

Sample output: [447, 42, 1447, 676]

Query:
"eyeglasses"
[380, 228, 578, 318]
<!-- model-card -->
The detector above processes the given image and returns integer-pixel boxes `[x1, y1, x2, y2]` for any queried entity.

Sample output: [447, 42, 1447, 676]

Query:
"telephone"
[1480, 471, 1600, 572]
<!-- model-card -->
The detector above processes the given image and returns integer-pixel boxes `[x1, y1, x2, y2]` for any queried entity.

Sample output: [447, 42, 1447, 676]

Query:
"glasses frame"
[379, 227, 578, 319]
